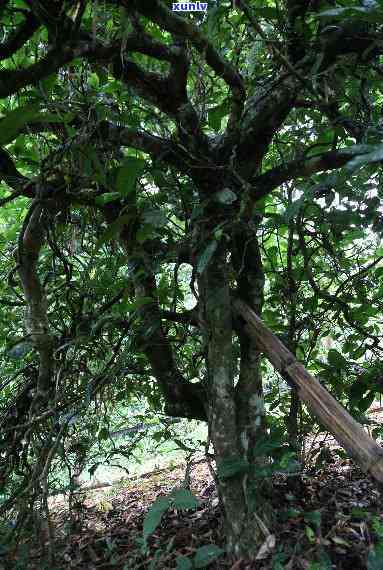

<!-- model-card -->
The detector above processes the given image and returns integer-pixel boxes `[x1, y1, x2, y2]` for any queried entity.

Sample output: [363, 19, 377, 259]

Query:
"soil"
[2, 451, 383, 569]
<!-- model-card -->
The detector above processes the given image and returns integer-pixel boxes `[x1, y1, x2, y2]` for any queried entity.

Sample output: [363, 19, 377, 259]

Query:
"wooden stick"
[234, 298, 383, 486]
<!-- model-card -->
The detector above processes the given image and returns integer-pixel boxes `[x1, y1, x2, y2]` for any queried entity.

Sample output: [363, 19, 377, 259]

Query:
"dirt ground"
[2, 446, 383, 570]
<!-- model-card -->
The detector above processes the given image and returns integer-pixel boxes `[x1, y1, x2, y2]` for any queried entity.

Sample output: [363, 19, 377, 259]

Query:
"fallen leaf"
[255, 534, 276, 560]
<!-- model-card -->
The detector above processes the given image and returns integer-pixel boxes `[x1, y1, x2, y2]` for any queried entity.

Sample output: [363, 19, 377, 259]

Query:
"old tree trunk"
[195, 195, 273, 559]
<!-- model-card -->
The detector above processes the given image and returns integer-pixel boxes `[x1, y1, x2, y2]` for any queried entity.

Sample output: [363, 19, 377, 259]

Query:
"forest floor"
[4, 444, 383, 570]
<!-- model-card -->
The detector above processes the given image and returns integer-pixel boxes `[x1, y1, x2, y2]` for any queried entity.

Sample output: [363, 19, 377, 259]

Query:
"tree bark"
[104, 206, 207, 421]
[200, 241, 246, 557]
[200, 228, 273, 560]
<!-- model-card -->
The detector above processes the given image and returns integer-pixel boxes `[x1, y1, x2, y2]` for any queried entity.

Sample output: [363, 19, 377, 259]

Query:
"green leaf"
[176, 556, 193, 570]
[217, 457, 249, 480]
[122, 296, 153, 312]
[143, 496, 171, 542]
[368, 543, 383, 570]
[358, 391, 375, 413]
[39, 73, 58, 93]
[213, 189, 237, 204]
[352, 345, 367, 360]
[88, 72, 99, 88]
[305, 525, 316, 542]
[350, 507, 369, 519]
[193, 545, 224, 568]
[251, 7, 278, 18]
[151, 168, 168, 188]
[208, 101, 229, 131]
[0, 103, 41, 144]
[319, 6, 383, 24]
[143, 209, 168, 227]
[31, 111, 74, 124]
[332, 535, 350, 547]
[252, 431, 284, 458]
[197, 241, 218, 275]
[327, 349, 347, 369]
[98, 427, 109, 441]
[95, 192, 121, 205]
[346, 144, 383, 172]
[172, 488, 199, 510]
[284, 197, 304, 221]
[349, 381, 366, 402]
[319, 7, 357, 18]
[343, 228, 365, 242]
[325, 190, 335, 207]
[95, 214, 131, 250]
[116, 157, 146, 196]
[304, 511, 321, 529]
[136, 224, 156, 244]
[8, 341, 32, 359]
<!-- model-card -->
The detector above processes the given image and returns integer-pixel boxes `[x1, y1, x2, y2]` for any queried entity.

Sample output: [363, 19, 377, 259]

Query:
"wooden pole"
[234, 298, 383, 486]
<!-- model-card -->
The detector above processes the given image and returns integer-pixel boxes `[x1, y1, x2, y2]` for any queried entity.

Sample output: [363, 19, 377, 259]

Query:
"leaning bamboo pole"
[234, 298, 383, 486]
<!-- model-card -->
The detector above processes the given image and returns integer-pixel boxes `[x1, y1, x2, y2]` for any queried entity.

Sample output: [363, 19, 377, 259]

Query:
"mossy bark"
[200, 229, 273, 561]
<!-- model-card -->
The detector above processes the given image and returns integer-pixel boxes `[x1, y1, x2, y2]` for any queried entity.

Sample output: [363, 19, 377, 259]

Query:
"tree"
[1, 0, 383, 562]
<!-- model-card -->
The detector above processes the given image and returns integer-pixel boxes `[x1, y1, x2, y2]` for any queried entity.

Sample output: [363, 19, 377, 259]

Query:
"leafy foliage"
[143, 488, 199, 543]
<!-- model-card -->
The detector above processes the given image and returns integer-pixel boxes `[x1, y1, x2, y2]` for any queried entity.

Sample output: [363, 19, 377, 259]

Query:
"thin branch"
[250, 147, 370, 202]
[0, 148, 32, 193]
[96, 122, 191, 171]
[129, 0, 245, 114]
[0, 40, 105, 98]
[220, 74, 298, 177]
[0, 11, 40, 61]
[296, 218, 382, 349]
[238, 0, 314, 94]
[92, 34, 184, 64]
[161, 309, 199, 327]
